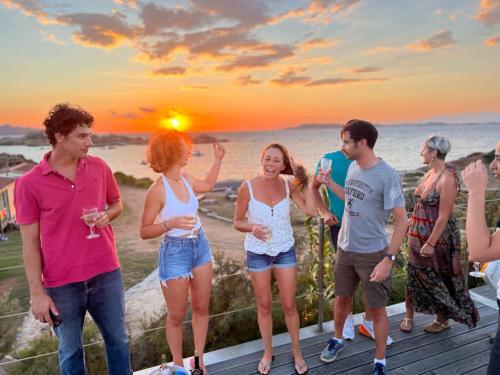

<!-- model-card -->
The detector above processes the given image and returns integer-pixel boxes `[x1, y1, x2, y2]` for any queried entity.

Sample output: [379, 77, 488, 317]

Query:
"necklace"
[165, 174, 181, 182]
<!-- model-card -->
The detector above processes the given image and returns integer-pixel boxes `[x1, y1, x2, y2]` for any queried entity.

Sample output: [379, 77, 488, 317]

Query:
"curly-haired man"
[14, 103, 132, 375]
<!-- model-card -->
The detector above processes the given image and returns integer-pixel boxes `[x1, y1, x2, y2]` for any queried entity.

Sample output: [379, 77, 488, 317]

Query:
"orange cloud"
[408, 30, 456, 51]
[271, 68, 311, 86]
[300, 38, 338, 51]
[0, 0, 58, 24]
[271, 67, 389, 87]
[351, 66, 381, 73]
[152, 66, 186, 76]
[485, 35, 500, 46]
[57, 12, 135, 48]
[113, 0, 137, 9]
[235, 75, 261, 85]
[271, 0, 360, 25]
[216, 44, 294, 71]
[306, 77, 388, 86]
[475, 0, 500, 26]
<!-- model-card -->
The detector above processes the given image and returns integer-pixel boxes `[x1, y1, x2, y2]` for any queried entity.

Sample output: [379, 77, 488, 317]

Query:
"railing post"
[317, 217, 325, 333]
[464, 237, 469, 290]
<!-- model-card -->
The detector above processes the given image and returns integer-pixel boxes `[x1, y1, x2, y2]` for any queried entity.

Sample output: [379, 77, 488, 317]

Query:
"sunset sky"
[1, 0, 499, 133]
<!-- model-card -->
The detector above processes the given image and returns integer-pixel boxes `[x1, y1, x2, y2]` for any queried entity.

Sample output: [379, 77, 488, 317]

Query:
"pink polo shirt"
[14, 152, 121, 288]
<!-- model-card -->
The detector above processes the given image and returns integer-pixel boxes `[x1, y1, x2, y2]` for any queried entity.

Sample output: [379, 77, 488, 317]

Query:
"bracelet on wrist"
[426, 241, 436, 248]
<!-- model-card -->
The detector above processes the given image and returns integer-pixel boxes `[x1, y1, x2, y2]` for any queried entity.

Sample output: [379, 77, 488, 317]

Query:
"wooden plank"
[306, 311, 498, 375]
[428, 347, 492, 374]
[208, 304, 496, 375]
[388, 331, 495, 374]
[463, 364, 490, 374]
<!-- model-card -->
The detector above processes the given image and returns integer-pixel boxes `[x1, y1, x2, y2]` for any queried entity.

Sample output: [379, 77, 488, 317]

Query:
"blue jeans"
[158, 229, 212, 283]
[46, 269, 132, 375]
[487, 300, 500, 375]
[246, 246, 297, 272]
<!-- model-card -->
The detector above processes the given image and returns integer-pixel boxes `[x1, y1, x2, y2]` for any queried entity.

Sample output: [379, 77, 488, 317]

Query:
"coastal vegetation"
[0, 131, 228, 147]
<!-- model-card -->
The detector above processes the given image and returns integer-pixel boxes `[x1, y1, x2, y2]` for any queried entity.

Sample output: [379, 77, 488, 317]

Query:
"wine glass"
[265, 227, 273, 242]
[82, 206, 101, 240]
[189, 214, 198, 237]
[469, 262, 485, 278]
[320, 158, 332, 183]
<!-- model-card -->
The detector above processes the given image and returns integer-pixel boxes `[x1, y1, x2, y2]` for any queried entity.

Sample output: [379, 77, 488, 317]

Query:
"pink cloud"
[57, 12, 136, 48]
[0, 0, 56, 24]
[306, 77, 388, 86]
[216, 44, 294, 71]
[271, 68, 312, 86]
[152, 66, 186, 76]
[272, 0, 360, 25]
[475, 0, 500, 26]
[351, 66, 381, 73]
[235, 75, 261, 85]
[408, 30, 456, 51]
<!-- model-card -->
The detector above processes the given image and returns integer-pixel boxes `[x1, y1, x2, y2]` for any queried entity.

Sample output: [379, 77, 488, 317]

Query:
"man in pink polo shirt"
[14, 103, 132, 375]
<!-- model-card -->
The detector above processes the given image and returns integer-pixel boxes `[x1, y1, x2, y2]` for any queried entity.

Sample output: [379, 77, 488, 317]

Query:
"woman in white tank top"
[140, 131, 225, 372]
[234, 143, 316, 375]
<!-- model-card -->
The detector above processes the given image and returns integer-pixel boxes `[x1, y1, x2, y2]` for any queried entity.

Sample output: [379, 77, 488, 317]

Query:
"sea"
[2, 123, 498, 182]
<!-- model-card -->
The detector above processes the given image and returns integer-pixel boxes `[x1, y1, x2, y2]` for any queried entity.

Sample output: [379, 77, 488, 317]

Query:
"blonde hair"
[146, 130, 192, 173]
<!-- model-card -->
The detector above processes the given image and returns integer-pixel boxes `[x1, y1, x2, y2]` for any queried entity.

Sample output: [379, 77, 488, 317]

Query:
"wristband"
[426, 241, 436, 248]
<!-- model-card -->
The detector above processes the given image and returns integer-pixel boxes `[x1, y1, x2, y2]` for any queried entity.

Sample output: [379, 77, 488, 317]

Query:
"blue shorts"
[246, 246, 297, 272]
[158, 229, 212, 284]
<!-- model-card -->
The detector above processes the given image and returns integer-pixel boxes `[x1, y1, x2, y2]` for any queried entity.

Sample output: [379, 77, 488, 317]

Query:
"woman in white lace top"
[234, 143, 316, 375]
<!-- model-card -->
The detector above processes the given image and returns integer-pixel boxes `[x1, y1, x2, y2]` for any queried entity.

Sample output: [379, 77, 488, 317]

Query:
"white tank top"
[159, 175, 201, 237]
[244, 178, 295, 255]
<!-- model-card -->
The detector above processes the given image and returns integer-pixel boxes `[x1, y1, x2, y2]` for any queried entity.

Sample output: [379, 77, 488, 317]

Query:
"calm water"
[3, 124, 498, 181]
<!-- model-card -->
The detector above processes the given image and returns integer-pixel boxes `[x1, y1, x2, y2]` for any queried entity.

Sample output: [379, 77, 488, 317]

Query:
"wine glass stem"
[90, 225, 95, 237]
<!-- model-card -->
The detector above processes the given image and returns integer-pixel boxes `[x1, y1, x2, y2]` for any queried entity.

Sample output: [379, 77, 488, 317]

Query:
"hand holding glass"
[320, 158, 332, 183]
[188, 215, 197, 237]
[82, 206, 101, 239]
[469, 262, 485, 278]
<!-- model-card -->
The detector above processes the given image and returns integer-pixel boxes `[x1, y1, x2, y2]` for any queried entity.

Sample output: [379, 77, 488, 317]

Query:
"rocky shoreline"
[0, 131, 228, 147]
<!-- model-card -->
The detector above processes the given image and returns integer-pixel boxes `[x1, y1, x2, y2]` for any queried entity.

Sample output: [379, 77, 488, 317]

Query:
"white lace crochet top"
[244, 178, 295, 255]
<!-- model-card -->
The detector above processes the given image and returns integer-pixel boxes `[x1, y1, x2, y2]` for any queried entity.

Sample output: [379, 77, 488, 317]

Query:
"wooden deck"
[206, 285, 498, 375]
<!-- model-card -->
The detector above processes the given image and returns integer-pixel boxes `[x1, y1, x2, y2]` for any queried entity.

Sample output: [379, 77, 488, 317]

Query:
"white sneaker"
[342, 313, 355, 340]
[359, 318, 394, 346]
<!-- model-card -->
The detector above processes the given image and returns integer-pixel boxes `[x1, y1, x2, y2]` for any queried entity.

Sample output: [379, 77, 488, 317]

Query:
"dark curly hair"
[43, 103, 94, 146]
[261, 143, 309, 190]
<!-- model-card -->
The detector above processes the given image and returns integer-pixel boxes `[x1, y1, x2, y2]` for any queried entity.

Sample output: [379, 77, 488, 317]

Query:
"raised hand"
[461, 160, 488, 193]
[213, 143, 226, 161]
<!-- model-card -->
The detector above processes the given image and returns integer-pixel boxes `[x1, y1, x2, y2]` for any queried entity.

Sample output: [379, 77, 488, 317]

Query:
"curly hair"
[261, 143, 309, 190]
[147, 130, 192, 173]
[43, 103, 94, 146]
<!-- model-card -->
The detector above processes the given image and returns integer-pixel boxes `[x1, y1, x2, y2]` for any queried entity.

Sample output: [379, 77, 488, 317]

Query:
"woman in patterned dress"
[400, 135, 479, 333]
[234, 144, 316, 375]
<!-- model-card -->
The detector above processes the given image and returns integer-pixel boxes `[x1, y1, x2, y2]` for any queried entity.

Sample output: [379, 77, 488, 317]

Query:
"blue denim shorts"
[158, 229, 212, 284]
[246, 246, 297, 272]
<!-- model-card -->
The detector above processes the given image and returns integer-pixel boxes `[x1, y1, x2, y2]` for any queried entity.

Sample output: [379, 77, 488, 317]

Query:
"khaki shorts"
[334, 247, 392, 308]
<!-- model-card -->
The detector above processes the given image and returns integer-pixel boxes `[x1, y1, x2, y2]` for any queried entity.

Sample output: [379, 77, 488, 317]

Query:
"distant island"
[285, 121, 500, 131]
[0, 130, 228, 147]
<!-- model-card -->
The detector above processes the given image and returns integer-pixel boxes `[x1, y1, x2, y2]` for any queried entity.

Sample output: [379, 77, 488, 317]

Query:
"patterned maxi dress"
[406, 164, 479, 328]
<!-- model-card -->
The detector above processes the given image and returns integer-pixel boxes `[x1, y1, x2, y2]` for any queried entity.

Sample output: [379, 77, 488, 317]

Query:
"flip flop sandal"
[294, 361, 308, 375]
[423, 320, 449, 333]
[399, 317, 413, 333]
[257, 355, 275, 375]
